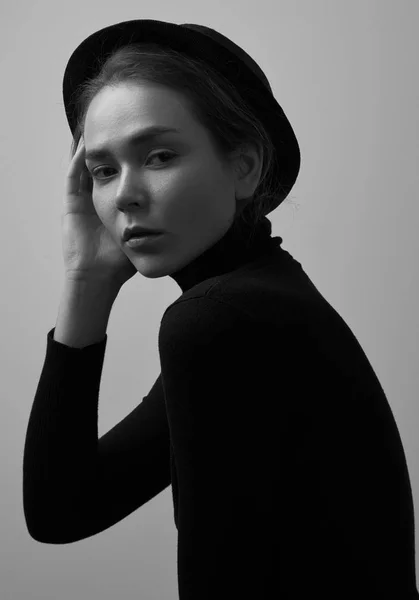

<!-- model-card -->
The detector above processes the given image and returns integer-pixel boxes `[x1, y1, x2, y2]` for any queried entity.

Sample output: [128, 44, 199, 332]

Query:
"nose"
[114, 168, 148, 211]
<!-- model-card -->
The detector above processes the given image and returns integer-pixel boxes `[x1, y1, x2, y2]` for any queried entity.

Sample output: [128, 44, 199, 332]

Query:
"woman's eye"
[91, 151, 176, 180]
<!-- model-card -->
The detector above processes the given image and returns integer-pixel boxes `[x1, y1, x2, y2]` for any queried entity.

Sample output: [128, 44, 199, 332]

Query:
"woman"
[23, 19, 419, 599]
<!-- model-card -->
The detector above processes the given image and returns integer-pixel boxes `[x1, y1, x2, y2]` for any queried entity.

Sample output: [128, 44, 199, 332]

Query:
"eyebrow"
[84, 126, 181, 161]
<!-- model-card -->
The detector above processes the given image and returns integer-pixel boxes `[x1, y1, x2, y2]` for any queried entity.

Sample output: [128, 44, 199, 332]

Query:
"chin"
[131, 256, 181, 280]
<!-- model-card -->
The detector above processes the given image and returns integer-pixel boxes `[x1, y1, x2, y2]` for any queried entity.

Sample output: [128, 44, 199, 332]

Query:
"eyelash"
[90, 151, 176, 181]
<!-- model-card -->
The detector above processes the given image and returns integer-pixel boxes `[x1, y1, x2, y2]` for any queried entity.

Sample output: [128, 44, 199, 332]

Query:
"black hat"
[63, 19, 301, 213]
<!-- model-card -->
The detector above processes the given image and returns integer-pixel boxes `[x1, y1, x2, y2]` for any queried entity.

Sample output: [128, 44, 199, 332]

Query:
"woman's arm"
[23, 328, 170, 544]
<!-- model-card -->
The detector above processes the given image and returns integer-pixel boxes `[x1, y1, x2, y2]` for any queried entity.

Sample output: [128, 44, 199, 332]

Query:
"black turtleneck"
[168, 215, 283, 293]
[22, 214, 419, 600]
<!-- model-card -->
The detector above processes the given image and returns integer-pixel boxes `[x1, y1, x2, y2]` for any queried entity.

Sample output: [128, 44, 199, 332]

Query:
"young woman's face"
[83, 82, 262, 279]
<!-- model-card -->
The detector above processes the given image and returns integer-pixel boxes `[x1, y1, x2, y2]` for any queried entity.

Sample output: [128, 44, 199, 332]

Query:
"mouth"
[125, 232, 164, 248]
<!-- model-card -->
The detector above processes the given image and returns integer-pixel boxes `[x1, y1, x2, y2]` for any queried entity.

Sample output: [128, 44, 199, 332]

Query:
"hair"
[70, 43, 290, 233]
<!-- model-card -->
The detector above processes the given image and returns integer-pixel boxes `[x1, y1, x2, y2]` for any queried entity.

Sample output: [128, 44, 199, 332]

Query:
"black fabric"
[23, 219, 419, 599]
[170, 215, 281, 293]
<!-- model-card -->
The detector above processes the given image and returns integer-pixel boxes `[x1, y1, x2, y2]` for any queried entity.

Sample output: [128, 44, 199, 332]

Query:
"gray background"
[2, 1, 418, 598]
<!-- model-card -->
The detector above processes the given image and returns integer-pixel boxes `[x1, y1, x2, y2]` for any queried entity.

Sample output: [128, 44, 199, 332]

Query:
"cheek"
[92, 195, 106, 220]
[159, 164, 215, 224]
[177, 160, 230, 212]
[91, 192, 115, 231]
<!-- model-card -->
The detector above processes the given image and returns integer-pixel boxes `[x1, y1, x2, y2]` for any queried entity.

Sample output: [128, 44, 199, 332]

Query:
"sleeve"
[158, 297, 294, 599]
[23, 327, 171, 544]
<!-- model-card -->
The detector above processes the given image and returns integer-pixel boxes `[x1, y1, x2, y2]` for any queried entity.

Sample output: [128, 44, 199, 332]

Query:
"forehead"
[83, 83, 194, 142]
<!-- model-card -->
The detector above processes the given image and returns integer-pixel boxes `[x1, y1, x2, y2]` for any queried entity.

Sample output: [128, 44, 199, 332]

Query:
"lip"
[122, 227, 164, 242]
[125, 232, 164, 250]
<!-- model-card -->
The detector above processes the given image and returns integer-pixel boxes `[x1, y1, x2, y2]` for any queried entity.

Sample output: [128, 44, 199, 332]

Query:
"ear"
[231, 142, 264, 203]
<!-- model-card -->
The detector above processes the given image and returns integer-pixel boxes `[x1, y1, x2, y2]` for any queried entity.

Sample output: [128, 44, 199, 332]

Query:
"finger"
[66, 139, 87, 196]
[80, 167, 93, 194]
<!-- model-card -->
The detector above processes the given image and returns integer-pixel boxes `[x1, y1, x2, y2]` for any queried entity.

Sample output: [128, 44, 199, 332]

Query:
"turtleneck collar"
[169, 215, 283, 293]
